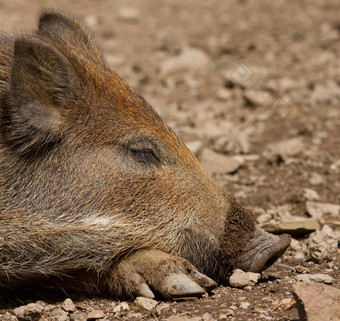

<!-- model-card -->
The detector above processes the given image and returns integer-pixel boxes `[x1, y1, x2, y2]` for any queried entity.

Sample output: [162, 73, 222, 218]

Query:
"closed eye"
[129, 148, 160, 163]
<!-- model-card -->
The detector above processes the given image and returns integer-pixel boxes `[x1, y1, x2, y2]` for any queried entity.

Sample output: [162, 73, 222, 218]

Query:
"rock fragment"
[297, 273, 334, 284]
[244, 89, 272, 107]
[223, 309, 234, 317]
[161, 47, 211, 75]
[277, 77, 299, 92]
[165, 316, 201, 321]
[113, 302, 130, 313]
[118, 7, 140, 22]
[309, 172, 323, 185]
[13, 303, 44, 321]
[258, 217, 319, 236]
[293, 282, 340, 321]
[222, 64, 270, 89]
[264, 137, 304, 161]
[200, 149, 241, 174]
[306, 201, 340, 219]
[86, 310, 105, 320]
[290, 238, 305, 252]
[311, 80, 340, 104]
[216, 88, 232, 101]
[186, 140, 203, 155]
[302, 188, 320, 201]
[294, 252, 305, 260]
[84, 15, 99, 27]
[229, 269, 261, 288]
[69, 312, 86, 321]
[212, 127, 251, 155]
[48, 309, 69, 321]
[133, 297, 158, 311]
[156, 302, 170, 314]
[256, 213, 272, 224]
[307, 225, 340, 262]
[62, 298, 76, 313]
[239, 302, 251, 309]
[202, 312, 213, 320]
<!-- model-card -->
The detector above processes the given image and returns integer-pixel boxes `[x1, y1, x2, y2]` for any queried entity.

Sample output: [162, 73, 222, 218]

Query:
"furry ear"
[37, 10, 106, 65]
[1, 35, 79, 155]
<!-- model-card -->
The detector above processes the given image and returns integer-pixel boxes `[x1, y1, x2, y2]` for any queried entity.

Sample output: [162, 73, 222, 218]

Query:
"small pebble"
[297, 273, 334, 284]
[202, 312, 213, 321]
[86, 310, 105, 320]
[113, 302, 130, 313]
[229, 269, 261, 288]
[225, 309, 234, 316]
[294, 252, 305, 260]
[302, 188, 320, 201]
[118, 7, 140, 22]
[133, 297, 158, 311]
[239, 301, 251, 309]
[13, 303, 44, 321]
[62, 298, 76, 313]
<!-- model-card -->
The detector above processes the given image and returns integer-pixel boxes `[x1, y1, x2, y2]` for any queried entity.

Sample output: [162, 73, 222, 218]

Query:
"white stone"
[244, 89, 272, 106]
[186, 140, 202, 155]
[297, 273, 334, 284]
[256, 213, 272, 224]
[49, 309, 69, 321]
[306, 201, 340, 218]
[62, 298, 76, 313]
[156, 302, 170, 314]
[200, 149, 241, 174]
[265, 137, 304, 160]
[229, 269, 261, 288]
[309, 173, 323, 185]
[161, 47, 211, 75]
[311, 80, 340, 104]
[239, 302, 251, 309]
[13, 303, 44, 321]
[216, 88, 232, 101]
[118, 7, 140, 22]
[133, 297, 158, 311]
[302, 188, 320, 201]
[86, 310, 105, 320]
[202, 312, 213, 321]
[294, 252, 305, 260]
[113, 302, 130, 313]
[85, 15, 99, 27]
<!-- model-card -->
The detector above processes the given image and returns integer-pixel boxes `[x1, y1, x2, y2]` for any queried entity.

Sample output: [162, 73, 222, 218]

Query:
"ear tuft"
[1, 35, 78, 155]
[12, 36, 72, 106]
[37, 10, 106, 65]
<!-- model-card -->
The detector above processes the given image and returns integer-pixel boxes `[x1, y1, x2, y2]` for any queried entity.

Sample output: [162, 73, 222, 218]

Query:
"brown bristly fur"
[0, 10, 258, 300]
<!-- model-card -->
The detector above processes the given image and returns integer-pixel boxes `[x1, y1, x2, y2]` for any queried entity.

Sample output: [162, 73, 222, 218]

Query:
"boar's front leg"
[0, 225, 215, 299]
[105, 250, 217, 299]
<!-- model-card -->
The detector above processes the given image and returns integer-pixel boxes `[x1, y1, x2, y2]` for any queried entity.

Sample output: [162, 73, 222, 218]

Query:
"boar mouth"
[233, 228, 291, 273]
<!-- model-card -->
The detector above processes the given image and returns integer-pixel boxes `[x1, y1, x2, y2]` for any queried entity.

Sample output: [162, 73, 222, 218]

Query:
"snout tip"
[233, 229, 291, 273]
[263, 233, 291, 270]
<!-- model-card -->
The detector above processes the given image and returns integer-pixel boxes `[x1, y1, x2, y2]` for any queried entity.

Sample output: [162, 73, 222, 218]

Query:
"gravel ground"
[0, 0, 339, 320]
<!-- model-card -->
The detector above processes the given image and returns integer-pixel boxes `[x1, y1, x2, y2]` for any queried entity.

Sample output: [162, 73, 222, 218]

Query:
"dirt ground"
[0, 0, 340, 320]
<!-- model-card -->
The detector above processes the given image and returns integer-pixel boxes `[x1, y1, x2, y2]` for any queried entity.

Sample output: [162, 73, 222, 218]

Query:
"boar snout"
[233, 228, 291, 273]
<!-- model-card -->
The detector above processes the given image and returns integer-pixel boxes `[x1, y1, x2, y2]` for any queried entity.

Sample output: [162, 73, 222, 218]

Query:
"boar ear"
[37, 10, 106, 65]
[2, 35, 78, 155]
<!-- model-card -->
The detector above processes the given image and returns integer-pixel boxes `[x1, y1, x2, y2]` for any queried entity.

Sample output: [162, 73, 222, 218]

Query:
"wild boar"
[0, 10, 290, 299]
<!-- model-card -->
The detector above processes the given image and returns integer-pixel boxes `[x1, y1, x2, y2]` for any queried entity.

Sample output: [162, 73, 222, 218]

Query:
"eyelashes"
[129, 147, 160, 163]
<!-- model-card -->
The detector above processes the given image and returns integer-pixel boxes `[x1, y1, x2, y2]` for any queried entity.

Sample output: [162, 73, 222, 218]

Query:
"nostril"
[232, 230, 291, 273]
[264, 234, 291, 270]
